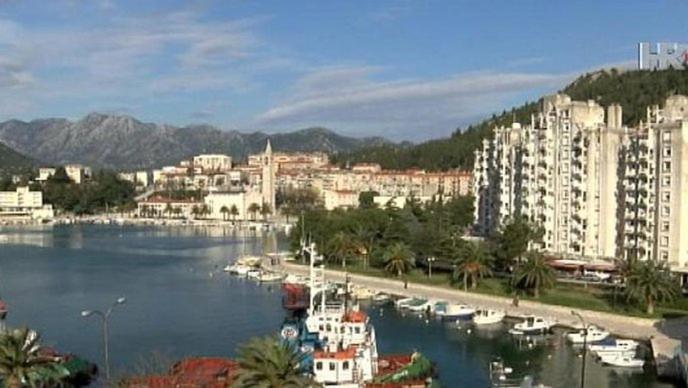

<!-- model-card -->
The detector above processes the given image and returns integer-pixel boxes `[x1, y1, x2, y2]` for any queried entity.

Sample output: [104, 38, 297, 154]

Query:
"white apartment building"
[475, 93, 688, 271]
[622, 96, 688, 271]
[474, 94, 623, 261]
[64, 164, 91, 184]
[37, 168, 56, 182]
[0, 187, 54, 219]
[193, 154, 232, 172]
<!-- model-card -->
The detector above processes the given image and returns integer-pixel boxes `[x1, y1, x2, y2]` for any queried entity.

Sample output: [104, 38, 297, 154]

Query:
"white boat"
[372, 293, 391, 303]
[566, 325, 610, 344]
[510, 316, 555, 335]
[599, 354, 645, 368]
[589, 339, 640, 354]
[282, 274, 308, 285]
[473, 309, 505, 325]
[405, 299, 433, 313]
[246, 269, 261, 279]
[395, 297, 417, 309]
[258, 272, 284, 282]
[436, 303, 475, 320]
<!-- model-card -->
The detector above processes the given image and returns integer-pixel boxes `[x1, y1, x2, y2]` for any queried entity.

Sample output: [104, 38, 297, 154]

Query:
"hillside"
[333, 68, 688, 171]
[0, 114, 390, 170]
[0, 141, 34, 175]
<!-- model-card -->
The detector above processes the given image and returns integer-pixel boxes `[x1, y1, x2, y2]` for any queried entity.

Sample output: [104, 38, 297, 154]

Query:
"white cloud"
[255, 66, 574, 140]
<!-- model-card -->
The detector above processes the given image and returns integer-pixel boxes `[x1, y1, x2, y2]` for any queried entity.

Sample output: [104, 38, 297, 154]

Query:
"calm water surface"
[0, 225, 678, 387]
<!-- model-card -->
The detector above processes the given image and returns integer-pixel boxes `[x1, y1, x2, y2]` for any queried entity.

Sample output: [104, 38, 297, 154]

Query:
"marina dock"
[281, 262, 684, 379]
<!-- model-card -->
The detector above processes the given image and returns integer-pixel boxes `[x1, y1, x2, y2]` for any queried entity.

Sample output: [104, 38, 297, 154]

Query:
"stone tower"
[261, 139, 276, 213]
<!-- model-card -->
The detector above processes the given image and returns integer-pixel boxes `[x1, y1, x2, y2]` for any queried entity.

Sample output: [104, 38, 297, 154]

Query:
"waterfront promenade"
[281, 262, 684, 377]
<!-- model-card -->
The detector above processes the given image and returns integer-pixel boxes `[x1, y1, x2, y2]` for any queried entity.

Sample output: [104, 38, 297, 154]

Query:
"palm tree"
[353, 224, 376, 269]
[260, 203, 272, 222]
[452, 241, 492, 291]
[164, 203, 173, 219]
[327, 231, 356, 268]
[200, 204, 211, 219]
[248, 203, 261, 221]
[383, 242, 415, 277]
[625, 260, 679, 314]
[232, 336, 317, 388]
[230, 204, 240, 222]
[511, 250, 555, 298]
[220, 206, 230, 221]
[0, 328, 59, 388]
[191, 205, 200, 219]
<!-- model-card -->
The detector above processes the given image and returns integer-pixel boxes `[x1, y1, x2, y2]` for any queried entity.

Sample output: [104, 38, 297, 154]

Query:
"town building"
[193, 154, 232, 172]
[473, 93, 688, 272]
[64, 164, 92, 184]
[0, 186, 54, 220]
[136, 196, 204, 219]
[37, 167, 56, 182]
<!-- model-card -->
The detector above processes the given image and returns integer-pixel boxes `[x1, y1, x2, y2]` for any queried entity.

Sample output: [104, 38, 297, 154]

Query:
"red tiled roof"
[314, 347, 356, 360]
[123, 357, 238, 388]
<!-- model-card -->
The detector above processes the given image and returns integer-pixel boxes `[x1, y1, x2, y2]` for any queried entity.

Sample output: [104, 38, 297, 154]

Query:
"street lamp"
[571, 310, 587, 388]
[81, 297, 126, 381]
[427, 257, 436, 278]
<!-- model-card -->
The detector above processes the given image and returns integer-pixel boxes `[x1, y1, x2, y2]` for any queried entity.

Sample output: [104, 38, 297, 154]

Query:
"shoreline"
[280, 262, 684, 379]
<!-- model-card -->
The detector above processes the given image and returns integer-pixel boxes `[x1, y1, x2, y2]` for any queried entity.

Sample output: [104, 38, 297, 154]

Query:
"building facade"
[0, 187, 54, 219]
[638, 42, 688, 70]
[474, 93, 688, 271]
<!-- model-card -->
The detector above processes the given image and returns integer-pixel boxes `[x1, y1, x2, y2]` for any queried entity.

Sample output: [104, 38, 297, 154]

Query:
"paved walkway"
[282, 262, 686, 378]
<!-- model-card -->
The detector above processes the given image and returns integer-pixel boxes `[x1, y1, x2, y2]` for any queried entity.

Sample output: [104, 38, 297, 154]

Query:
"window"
[661, 236, 669, 247]
[663, 161, 671, 172]
[662, 131, 672, 142]
[661, 251, 669, 261]
[355, 327, 361, 334]
[329, 362, 336, 371]
[662, 222, 670, 232]
[663, 147, 672, 157]
[316, 362, 323, 371]
[662, 206, 670, 217]
[662, 191, 671, 202]
[662, 176, 671, 187]
[343, 361, 349, 370]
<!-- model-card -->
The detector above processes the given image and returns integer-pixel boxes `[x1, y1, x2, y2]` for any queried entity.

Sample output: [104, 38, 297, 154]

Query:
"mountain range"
[0, 113, 392, 170]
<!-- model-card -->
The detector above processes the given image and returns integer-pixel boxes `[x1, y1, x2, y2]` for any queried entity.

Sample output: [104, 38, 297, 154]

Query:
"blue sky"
[0, 0, 686, 140]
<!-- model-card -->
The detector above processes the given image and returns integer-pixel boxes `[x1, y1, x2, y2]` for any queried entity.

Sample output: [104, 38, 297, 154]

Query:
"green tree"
[511, 251, 555, 298]
[220, 206, 230, 221]
[383, 242, 415, 277]
[452, 241, 492, 290]
[164, 203, 173, 218]
[191, 205, 200, 219]
[232, 336, 317, 388]
[326, 231, 357, 267]
[248, 203, 261, 221]
[0, 328, 60, 388]
[625, 260, 680, 315]
[491, 216, 542, 270]
[358, 191, 378, 209]
[230, 204, 239, 222]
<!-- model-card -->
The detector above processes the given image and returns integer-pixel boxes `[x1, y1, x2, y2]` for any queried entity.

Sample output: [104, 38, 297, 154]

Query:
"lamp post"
[427, 257, 436, 278]
[571, 310, 587, 388]
[81, 297, 126, 381]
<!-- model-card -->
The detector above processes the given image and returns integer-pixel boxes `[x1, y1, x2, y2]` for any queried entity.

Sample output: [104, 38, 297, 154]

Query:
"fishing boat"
[566, 325, 610, 344]
[435, 303, 475, 320]
[588, 339, 639, 355]
[473, 309, 505, 326]
[509, 316, 555, 335]
[599, 354, 645, 368]
[279, 242, 437, 387]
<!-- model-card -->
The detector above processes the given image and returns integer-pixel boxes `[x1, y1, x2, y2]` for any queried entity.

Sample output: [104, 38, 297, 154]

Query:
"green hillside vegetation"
[333, 68, 688, 171]
[0, 141, 34, 175]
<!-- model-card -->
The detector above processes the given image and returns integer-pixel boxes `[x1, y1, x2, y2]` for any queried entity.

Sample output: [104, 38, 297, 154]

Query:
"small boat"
[473, 309, 505, 326]
[566, 325, 610, 344]
[372, 293, 391, 303]
[258, 272, 284, 283]
[395, 297, 417, 309]
[436, 303, 475, 320]
[589, 339, 639, 354]
[247, 269, 261, 279]
[405, 299, 433, 313]
[510, 316, 554, 335]
[282, 274, 308, 285]
[599, 354, 645, 368]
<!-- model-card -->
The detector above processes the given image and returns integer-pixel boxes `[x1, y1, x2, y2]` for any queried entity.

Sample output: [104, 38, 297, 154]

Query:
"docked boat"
[282, 274, 308, 286]
[566, 325, 610, 344]
[405, 299, 433, 314]
[599, 354, 645, 368]
[435, 303, 475, 320]
[509, 316, 555, 335]
[258, 271, 284, 283]
[372, 293, 391, 304]
[395, 297, 418, 309]
[246, 269, 261, 279]
[351, 286, 376, 300]
[280, 242, 437, 387]
[588, 339, 639, 354]
[473, 309, 505, 326]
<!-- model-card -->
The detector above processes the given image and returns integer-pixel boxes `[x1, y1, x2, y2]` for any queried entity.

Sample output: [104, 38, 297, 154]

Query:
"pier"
[281, 262, 684, 379]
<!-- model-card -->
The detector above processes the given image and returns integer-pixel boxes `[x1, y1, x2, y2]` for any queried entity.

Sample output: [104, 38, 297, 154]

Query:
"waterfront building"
[638, 42, 688, 70]
[203, 190, 263, 221]
[474, 93, 688, 272]
[323, 189, 359, 210]
[0, 186, 54, 220]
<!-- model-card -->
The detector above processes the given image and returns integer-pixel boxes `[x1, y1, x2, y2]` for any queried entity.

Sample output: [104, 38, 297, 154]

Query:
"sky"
[0, 0, 686, 141]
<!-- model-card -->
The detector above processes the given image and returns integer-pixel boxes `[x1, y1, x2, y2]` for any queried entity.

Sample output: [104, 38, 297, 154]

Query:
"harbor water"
[0, 225, 677, 387]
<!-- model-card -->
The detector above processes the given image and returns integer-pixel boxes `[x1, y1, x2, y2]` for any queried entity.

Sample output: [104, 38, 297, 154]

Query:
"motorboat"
[372, 293, 391, 303]
[246, 269, 261, 279]
[405, 299, 433, 313]
[599, 354, 645, 368]
[473, 309, 505, 326]
[395, 297, 417, 309]
[566, 325, 610, 344]
[282, 274, 308, 285]
[588, 339, 640, 355]
[258, 271, 284, 283]
[509, 316, 555, 335]
[436, 303, 475, 320]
